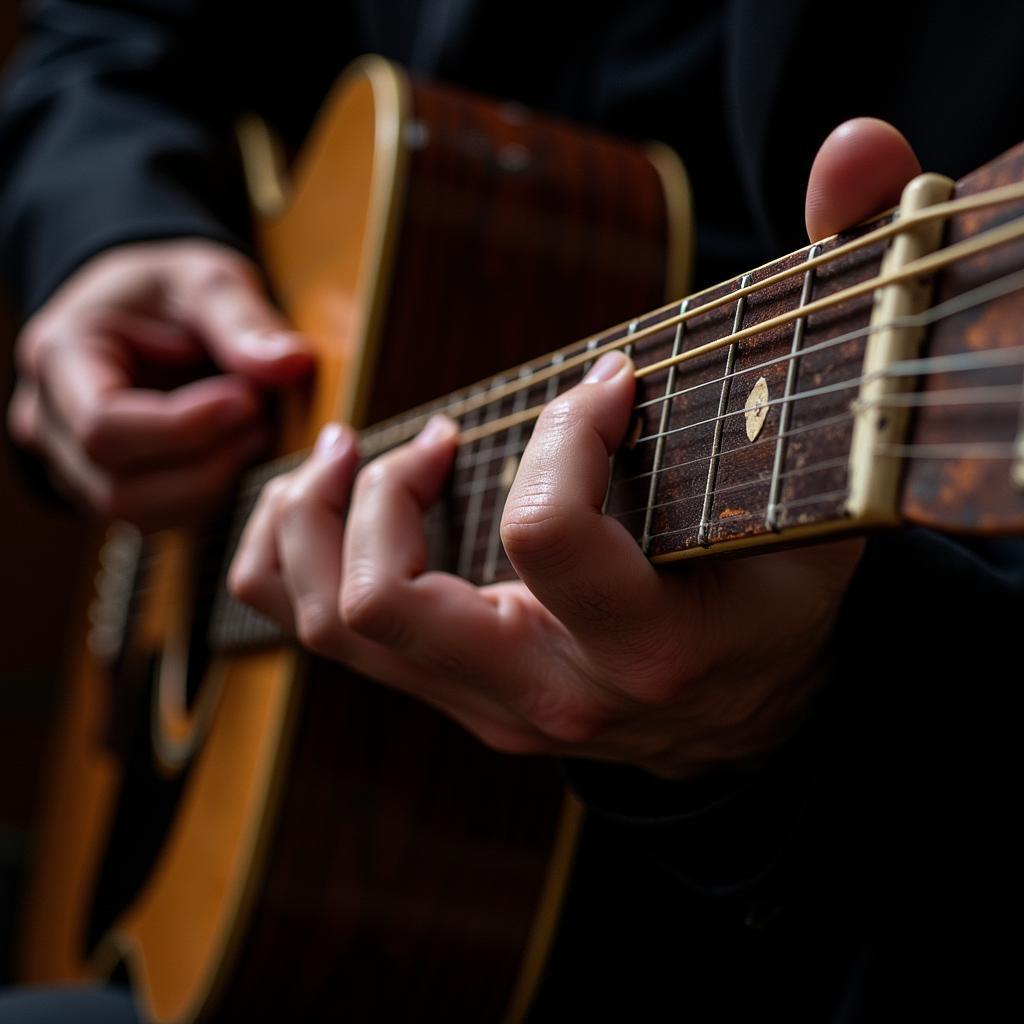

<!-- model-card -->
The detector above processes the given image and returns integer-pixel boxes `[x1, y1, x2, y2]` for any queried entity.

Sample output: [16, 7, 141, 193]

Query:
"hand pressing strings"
[228, 118, 919, 778]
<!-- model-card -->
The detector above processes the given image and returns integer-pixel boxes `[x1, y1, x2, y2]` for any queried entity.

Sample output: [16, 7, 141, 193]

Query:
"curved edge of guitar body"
[21, 57, 688, 1023]
[92, 56, 415, 1024]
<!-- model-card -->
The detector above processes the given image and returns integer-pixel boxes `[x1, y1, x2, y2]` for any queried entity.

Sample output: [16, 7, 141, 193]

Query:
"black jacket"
[2, 2, 1024, 1020]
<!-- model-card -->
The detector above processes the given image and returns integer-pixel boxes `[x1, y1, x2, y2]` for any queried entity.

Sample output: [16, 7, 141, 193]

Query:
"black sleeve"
[563, 529, 1024, 902]
[0, 0, 255, 318]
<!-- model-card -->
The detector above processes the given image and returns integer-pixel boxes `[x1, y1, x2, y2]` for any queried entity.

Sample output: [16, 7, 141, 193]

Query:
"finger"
[7, 383, 41, 450]
[40, 416, 270, 529]
[16, 309, 204, 378]
[228, 476, 296, 630]
[275, 424, 360, 652]
[92, 308, 208, 367]
[36, 334, 264, 472]
[340, 417, 526, 692]
[341, 415, 462, 646]
[500, 351, 666, 649]
[181, 261, 314, 386]
[265, 418, 555, 742]
[805, 118, 922, 240]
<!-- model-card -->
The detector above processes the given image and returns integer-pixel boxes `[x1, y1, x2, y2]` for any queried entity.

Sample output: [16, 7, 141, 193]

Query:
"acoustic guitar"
[18, 55, 1024, 1022]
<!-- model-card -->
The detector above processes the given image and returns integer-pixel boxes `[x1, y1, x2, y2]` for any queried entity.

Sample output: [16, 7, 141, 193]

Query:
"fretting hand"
[229, 119, 921, 778]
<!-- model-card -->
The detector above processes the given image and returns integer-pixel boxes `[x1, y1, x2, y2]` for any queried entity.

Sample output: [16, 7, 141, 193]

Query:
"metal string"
[633, 266, 1024, 415]
[234, 207, 1024, 524]
[356, 183, 1024, 451]
[454, 228, 1024, 447]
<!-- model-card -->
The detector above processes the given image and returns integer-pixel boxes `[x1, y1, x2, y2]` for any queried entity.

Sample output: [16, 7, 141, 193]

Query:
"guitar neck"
[211, 145, 1024, 649]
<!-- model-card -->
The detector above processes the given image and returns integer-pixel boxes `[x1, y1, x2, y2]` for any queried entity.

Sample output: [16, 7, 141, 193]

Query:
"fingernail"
[314, 421, 350, 455]
[238, 329, 307, 357]
[584, 351, 628, 383]
[415, 414, 458, 448]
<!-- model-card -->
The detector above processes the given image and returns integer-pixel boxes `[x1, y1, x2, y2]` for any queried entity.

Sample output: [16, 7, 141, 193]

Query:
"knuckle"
[416, 643, 473, 681]
[262, 476, 289, 505]
[7, 390, 36, 445]
[356, 458, 389, 494]
[499, 494, 575, 572]
[522, 687, 605, 745]
[341, 566, 399, 643]
[294, 595, 340, 655]
[76, 407, 112, 463]
[277, 481, 310, 524]
[182, 253, 255, 297]
[14, 319, 49, 372]
[91, 482, 128, 523]
[226, 561, 258, 606]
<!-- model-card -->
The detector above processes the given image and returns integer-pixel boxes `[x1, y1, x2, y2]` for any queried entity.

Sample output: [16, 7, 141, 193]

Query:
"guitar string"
[643, 490, 853, 543]
[374, 253, 1024, 476]
[358, 180, 1024, 441]
[235, 196, 1024, 496]
[445, 332, 1024, 491]
[612, 411, 857, 488]
[641, 438, 1022, 547]
[232, 212, 1024, 525]
[452, 472, 855, 564]
[453, 265, 1024, 484]
[453, 390, 1020, 563]
[602, 401, 1019, 528]
[454, 454, 854, 557]
[235, 333, 1023, 528]
[383, 193, 1024, 447]
[445, 363, 1023, 559]
[453, 212, 1024, 446]
[632, 267, 1024, 415]
[630, 347, 1024, 449]
[235, 342, 1021, 531]
[429, 426, 1023, 567]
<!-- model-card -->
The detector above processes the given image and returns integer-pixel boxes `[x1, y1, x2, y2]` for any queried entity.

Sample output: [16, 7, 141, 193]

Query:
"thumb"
[805, 117, 922, 241]
[186, 259, 314, 387]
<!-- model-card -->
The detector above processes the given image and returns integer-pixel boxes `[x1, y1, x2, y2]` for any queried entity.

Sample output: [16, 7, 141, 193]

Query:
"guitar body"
[20, 58, 690, 1021]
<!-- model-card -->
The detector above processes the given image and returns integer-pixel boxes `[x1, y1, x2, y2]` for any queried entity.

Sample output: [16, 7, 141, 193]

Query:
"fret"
[641, 301, 688, 553]
[601, 321, 639, 516]
[481, 366, 533, 583]
[455, 395, 493, 579]
[603, 305, 698, 548]
[775, 224, 891, 534]
[697, 275, 752, 547]
[765, 245, 820, 531]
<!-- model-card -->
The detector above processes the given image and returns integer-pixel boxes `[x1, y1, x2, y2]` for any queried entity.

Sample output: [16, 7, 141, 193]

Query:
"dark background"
[0, 7, 89, 983]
